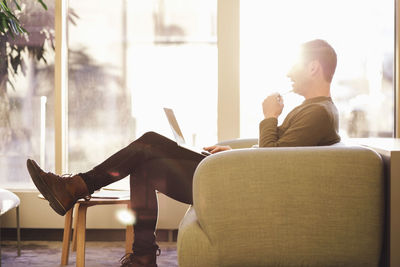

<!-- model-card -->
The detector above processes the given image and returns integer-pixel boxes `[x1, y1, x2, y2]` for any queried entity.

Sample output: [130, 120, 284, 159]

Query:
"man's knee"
[140, 131, 161, 140]
[127, 131, 168, 150]
[133, 131, 160, 144]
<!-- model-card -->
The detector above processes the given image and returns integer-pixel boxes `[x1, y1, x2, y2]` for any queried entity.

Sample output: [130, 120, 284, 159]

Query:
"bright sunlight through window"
[241, 0, 394, 139]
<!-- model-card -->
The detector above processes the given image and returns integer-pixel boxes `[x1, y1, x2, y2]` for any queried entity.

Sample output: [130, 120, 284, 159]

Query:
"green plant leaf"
[0, 14, 9, 33]
[1, 0, 51, 96]
[37, 0, 47, 10]
[0, 1, 11, 14]
[0, 2, 19, 21]
[15, 22, 26, 33]
[12, 0, 21, 11]
[9, 19, 20, 34]
[0, 2, 10, 13]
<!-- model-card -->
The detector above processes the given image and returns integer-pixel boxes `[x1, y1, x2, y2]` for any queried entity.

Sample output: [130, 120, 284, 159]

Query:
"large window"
[1, 0, 397, 189]
[67, 0, 217, 175]
[240, 0, 394, 139]
[0, 1, 55, 188]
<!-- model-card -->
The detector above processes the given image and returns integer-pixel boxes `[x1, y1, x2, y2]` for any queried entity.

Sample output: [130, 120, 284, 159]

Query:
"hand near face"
[262, 93, 284, 119]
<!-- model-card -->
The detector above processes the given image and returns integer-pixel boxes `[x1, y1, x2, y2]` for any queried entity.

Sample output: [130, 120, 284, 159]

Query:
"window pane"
[240, 0, 394, 139]
[67, 0, 217, 174]
[0, 1, 55, 189]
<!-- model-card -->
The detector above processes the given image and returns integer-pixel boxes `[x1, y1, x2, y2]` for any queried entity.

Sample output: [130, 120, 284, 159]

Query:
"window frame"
[396, 0, 400, 137]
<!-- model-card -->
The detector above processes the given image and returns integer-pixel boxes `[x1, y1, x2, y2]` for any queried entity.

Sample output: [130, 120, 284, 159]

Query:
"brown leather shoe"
[119, 249, 160, 267]
[26, 159, 89, 216]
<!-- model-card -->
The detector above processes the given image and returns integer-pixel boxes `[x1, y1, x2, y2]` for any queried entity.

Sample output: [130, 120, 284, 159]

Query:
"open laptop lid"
[163, 108, 186, 146]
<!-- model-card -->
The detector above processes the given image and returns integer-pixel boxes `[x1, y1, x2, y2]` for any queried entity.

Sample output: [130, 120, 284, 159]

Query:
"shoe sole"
[26, 159, 67, 216]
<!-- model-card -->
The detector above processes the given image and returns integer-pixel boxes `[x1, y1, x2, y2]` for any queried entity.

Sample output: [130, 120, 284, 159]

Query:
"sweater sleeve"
[259, 105, 331, 147]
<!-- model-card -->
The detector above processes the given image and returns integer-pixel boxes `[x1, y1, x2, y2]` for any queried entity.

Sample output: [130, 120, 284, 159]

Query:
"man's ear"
[308, 60, 320, 77]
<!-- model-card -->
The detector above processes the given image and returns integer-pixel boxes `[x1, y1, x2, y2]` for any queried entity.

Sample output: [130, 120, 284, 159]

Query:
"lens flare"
[109, 171, 120, 177]
[116, 209, 136, 225]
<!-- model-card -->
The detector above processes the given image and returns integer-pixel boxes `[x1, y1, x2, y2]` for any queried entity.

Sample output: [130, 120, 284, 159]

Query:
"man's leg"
[27, 131, 204, 266]
[79, 132, 204, 266]
[79, 131, 204, 194]
[27, 131, 203, 216]
[80, 132, 203, 249]
[129, 158, 200, 255]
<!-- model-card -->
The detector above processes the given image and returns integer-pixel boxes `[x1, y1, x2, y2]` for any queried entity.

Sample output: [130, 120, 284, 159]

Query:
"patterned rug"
[1, 241, 178, 267]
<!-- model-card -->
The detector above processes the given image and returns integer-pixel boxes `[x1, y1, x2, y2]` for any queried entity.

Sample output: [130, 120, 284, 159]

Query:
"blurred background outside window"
[67, 0, 217, 175]
[0, 0, 55, 188]
[240, 0, 394, 139]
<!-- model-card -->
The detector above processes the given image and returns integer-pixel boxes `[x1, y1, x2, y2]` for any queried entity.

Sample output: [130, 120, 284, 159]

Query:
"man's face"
[286, 54, 311, 95]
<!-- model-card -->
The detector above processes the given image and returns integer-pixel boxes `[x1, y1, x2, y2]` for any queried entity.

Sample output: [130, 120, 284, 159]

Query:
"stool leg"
[61, 207, 74, 265]
[72, 203, 80, 252]
[16, 206, 21, 256]
[125, 202, 134, 253]
[125, 225, 134, 253]
[76, 205, 88, 267]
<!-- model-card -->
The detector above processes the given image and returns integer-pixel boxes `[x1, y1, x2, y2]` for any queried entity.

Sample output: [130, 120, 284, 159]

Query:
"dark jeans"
[79, 131, 205, 254]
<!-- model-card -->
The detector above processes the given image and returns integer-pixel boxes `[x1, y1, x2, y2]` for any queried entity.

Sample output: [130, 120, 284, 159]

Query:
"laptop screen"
[163, 108, 186, 146]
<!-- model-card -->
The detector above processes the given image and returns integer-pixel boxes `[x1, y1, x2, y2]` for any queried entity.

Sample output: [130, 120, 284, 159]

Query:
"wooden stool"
[39, 194, 134, 267]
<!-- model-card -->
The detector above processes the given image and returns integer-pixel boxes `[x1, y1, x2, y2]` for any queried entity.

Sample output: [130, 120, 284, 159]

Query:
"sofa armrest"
[177, 207, 218, 267]
[190, 145, 384, 266]
[216, 138, 258, 149]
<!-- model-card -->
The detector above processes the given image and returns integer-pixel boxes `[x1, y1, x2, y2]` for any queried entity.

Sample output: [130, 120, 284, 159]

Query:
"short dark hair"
[301, 39, 337, 83]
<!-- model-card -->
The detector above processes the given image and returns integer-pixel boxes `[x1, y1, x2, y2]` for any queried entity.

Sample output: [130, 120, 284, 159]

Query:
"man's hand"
[262, 93, 284, 119]
[203, 145, 232, 154]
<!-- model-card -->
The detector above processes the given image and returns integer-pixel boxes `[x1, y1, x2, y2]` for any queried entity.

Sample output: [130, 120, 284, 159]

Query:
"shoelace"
[119, 249, 161, 266]
[119, 253, 134, 266]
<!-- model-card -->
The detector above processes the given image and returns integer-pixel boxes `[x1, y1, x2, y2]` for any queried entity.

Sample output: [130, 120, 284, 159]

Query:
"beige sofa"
[177, 139, 385, 267]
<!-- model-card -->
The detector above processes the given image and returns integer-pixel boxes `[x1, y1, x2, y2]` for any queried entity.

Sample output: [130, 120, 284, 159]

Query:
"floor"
[1, 241, 178, 267]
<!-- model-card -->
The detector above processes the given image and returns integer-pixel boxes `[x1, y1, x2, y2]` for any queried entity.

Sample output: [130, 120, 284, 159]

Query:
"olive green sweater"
[259, 96, 341, 147]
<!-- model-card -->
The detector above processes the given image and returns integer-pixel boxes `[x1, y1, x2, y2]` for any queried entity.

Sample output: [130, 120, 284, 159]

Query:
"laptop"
[163, 108, 211, 156]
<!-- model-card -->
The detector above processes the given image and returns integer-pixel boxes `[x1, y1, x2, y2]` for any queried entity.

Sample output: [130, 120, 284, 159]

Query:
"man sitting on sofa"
[26, 39, 340, 267]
